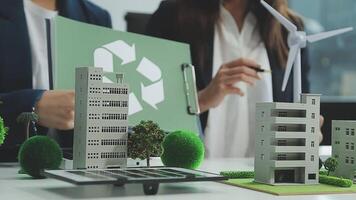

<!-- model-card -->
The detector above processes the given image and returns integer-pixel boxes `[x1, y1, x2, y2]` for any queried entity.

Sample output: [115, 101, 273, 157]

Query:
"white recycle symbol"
[93, 40, 165, 115]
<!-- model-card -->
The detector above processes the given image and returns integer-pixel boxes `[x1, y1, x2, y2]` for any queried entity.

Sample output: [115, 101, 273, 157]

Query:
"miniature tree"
[128, 120, 165, 167]
[16, 109, 39, 139]
[0, 116, 8, 146]
[324, 157, 338, 176]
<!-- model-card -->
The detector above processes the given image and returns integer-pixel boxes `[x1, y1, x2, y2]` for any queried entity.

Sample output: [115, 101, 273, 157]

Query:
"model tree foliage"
[0, 116, 8, 146]
[128, 120, 165, 167]
[17, 110, 39, 139]
[324, 157, 338, 176]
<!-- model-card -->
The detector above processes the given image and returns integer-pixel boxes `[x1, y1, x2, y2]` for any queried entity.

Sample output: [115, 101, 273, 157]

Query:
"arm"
[0, 89, 45, 126]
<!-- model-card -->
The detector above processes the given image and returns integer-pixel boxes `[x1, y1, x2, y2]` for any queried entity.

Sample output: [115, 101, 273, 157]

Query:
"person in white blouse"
[147, 0, 324, 158]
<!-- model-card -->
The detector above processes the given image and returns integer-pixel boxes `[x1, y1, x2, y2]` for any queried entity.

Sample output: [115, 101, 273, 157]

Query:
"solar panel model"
[44, 167, 228, 195]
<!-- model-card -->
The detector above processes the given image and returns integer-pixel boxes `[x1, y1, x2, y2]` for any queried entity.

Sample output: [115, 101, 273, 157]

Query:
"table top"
[1, 146, 355, 200]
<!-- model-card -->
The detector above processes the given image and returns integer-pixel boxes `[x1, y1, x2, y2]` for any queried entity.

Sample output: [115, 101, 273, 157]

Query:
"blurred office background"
[90, 0, 356, 144]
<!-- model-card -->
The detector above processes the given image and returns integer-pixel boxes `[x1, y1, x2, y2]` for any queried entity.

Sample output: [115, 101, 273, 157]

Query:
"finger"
[220, 66, 260, 79]
[320, 115, 324, 127]
[58, 108, 75, 121]
[223, 74, 258, 86]
[224, 58, 260, 69]
[225, 86, 244, 96]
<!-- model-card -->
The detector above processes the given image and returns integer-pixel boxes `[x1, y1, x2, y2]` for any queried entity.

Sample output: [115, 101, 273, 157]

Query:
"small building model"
[331, 120, 356, 180]
[255, 94, 321, 185]
[73, 67, 129, 169]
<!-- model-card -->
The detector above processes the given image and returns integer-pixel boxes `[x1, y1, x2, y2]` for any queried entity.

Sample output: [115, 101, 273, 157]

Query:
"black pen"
[248, 65, 272, 73]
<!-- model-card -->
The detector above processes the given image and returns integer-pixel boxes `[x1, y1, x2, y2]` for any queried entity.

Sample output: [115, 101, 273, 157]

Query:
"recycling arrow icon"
[94, 40, 165, 115]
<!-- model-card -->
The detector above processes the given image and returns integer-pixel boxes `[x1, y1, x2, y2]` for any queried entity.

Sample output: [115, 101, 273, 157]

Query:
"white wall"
[89, 0, 162, 31]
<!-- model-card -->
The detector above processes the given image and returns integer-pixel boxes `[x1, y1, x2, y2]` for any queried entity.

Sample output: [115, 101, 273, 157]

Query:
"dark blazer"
[0, 0, 111, 161]
[146, 0, 310, 130]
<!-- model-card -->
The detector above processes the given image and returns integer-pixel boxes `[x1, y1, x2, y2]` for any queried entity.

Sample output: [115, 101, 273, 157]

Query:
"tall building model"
[255, 94, 320, 185]
[331, 120, 356, 180]
[73, 67, 129, 169]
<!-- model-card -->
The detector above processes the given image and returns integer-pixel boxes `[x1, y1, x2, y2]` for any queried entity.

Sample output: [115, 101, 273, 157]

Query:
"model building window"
[260, 140, 264, 146]
[308, 173, 316, 180]
[335, 141, 340, 145]
[277, 140, 287, 146]
[261, 111, 265, 117]
[346, 128, 350, 135]
[261, 125, 265, 132]
[311, 155, 315, 161]
[311, 113, 315, 119]
[261, 154, 265, 160]
[311, 99, 316, 105]
[346, 157, 349, 164]
[277, 126, 287, 132]
[351, 143, 355, 150]
[278, 112, 287, 117]
[346, 142, 350, 150]
[277, 154, 287, 160]
[311, 141, 315, 147]
[311, 127, 315, 133]
[351, 129, 355, 136]
[351, 157, 355, 164]
[335, 127, 340, 131]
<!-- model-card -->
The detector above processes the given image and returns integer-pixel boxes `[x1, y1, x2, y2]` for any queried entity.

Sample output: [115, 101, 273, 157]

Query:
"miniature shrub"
[161, 130, 204, 169]
[18, 136, 63, 178]
[0, 116, 8, 145]
[220, 171, 255, 179]
[319, 175, 353, 187]
[319, 171, 328, 176]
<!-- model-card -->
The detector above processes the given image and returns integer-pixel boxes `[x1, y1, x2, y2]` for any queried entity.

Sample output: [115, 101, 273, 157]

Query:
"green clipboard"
[47, 16, 201, 134]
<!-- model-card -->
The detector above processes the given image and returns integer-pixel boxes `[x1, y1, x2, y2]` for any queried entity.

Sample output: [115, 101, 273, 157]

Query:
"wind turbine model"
[261, 0, 353, 102]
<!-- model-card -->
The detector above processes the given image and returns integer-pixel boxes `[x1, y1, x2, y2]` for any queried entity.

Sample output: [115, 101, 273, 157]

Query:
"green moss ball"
[18, 136, 63, 178]
[161, 131, 204, 169]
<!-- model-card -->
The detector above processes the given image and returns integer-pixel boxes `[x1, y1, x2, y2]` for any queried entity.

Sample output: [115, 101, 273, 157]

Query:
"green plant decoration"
[128, 120, 165, 167]
[17, 109, 39, 139]
[18, 136, 63, 178]
[324, 157, 338, 176]
[161, 130, 204, 169]
[319, 175, 353, 187]
[0, 116, 8, 146]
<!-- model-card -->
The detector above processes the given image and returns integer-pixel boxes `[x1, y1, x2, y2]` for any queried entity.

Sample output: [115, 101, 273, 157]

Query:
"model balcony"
[273, 132, 309, 139]
[272, 146, 308, 153]
[271, 153, 307, 167]
[272, 160, 308, 168]
[271, 117, 308, 124]
[271, 124, 306, 133]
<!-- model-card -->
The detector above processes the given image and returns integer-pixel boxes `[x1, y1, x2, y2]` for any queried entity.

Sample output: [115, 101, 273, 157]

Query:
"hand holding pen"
[198, 58, 266, 112]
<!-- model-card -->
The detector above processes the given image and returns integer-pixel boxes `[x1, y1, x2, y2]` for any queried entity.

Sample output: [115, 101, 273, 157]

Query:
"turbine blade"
[307, 27, 353, 43]
[282, 45, 299, 92]
[260, 0, 297, 32]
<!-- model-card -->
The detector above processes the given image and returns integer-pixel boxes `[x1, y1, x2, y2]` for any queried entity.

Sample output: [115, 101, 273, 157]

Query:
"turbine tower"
[261, 0, 353, 102]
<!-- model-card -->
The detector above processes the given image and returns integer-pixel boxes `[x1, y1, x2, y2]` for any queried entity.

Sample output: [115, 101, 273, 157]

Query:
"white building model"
[73, 67, 129, 169]
[331, 120, 356, 180]
[255, 94, 320, 185]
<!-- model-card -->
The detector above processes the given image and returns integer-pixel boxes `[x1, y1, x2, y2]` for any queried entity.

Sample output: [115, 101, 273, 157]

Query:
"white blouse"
[204, 7, 273, 158]
[24, 0, 58, 90]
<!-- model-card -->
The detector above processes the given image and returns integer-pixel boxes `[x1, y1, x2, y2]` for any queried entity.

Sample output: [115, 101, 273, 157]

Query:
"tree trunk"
[146, 153, 150, 168]
[26, 122, 30, 140]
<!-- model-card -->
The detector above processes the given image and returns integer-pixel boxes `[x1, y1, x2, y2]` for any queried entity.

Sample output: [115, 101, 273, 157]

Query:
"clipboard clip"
[181, 63, 200, 115]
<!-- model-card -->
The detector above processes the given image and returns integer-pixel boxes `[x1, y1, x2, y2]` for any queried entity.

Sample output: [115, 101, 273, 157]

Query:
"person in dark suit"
[146, 0, 322, 157]
[0, 0, 111, 161]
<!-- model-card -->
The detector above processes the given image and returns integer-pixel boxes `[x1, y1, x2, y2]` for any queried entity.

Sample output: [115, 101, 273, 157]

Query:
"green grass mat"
[223, 178, 356, 196]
